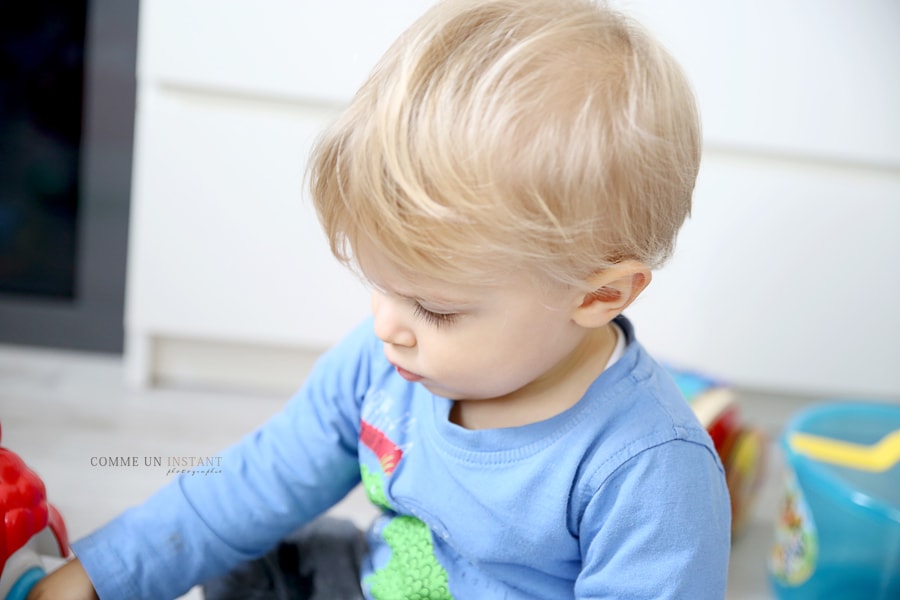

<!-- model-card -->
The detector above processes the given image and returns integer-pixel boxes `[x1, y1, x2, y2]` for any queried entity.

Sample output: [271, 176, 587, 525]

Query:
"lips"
[392, 364, 423, 382]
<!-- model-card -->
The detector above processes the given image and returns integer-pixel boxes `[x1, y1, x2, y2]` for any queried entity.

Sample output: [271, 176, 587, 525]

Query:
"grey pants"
[202, 517, 367, 600]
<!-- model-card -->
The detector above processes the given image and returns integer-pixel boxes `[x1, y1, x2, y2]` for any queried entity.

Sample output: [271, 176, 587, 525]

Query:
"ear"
[571, 261, 652, 328]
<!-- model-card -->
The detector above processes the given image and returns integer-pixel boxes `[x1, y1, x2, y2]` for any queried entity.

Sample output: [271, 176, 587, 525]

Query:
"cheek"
[438, 331, 530, 375]
[417, 328, 491, 373]
[502, 320, 578, 369]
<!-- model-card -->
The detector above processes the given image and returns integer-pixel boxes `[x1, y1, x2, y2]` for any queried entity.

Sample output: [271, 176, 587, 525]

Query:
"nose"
[372, 292, 416, 348]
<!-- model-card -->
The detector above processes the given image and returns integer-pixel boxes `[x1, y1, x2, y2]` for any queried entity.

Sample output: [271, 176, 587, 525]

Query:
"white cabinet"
[138, 1, 434, 103]
[126, 1, 900, 397]
[125, 1, 434, 389]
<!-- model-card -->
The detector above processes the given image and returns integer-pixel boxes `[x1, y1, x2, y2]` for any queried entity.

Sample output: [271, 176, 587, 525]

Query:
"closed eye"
[413, 302, 459, 328]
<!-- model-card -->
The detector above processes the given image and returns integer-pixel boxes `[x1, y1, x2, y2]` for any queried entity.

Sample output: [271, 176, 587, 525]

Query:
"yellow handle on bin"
[789, 429, 900, 472]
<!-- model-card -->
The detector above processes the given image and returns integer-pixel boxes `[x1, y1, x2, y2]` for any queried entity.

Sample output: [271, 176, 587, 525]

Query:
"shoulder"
[609, 316, 711, 440]
[571, 322, 731, 571]
[325, 316, 383, 360]
[285, 317, 406, 416]
[574, 316, 723, 495]
[312, 317, 389, 379]
[306, 317, 431, 413]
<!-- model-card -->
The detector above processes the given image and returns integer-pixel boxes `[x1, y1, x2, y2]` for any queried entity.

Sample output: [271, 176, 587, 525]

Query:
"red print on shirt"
[360, 420, 403, 476]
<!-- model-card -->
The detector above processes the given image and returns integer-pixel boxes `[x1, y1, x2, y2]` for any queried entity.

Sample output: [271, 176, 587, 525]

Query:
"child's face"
[359, 248, 590, 404]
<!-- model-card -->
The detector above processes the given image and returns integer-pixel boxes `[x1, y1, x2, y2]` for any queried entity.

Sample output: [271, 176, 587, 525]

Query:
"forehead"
[355, 246, 481, 303]
[355, 241, 571, 309]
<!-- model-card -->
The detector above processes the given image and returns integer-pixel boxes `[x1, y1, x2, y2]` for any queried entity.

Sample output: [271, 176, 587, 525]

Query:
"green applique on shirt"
[368, 516, 453, 600]
[359, 415, 453, 598]
[361, 463, 392, 510]
[360, 462, 452, 599]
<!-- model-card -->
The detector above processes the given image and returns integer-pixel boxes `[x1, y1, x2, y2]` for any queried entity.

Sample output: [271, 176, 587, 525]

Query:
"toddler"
[31, 0, 730, 598]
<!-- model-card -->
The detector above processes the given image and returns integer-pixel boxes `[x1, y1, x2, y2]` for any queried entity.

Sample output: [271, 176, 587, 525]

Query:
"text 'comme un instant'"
[90, 455, 223, 476]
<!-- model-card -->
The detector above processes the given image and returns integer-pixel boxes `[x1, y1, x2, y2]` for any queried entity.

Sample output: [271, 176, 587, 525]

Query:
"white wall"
[126, 1, 900, 398]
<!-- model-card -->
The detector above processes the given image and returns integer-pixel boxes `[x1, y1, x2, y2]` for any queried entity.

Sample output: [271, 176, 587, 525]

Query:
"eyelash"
[413, 303, 459, 328]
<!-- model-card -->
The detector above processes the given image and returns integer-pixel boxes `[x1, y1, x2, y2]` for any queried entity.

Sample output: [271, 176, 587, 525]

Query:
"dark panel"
[0, 0, 137, 353]
[0, 3, 86, 298]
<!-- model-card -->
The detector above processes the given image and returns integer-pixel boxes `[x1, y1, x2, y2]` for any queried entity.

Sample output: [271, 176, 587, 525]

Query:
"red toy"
[0, 422, 71, 600]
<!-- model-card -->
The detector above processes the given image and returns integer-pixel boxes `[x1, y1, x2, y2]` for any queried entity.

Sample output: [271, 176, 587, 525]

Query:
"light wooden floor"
[1, 342, 824, 599]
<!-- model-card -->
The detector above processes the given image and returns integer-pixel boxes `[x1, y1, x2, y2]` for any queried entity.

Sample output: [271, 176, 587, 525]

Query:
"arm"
[62, 320, 378, 599]
[575, 440, 731, 599]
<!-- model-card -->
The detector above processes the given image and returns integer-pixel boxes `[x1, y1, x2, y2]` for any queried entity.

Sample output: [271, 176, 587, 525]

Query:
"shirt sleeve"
[72, 320, 379, 600]
[574, 438, 731, 599]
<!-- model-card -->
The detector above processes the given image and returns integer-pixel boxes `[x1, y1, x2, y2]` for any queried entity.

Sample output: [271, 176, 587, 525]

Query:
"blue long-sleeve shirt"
[73, 316, 730, 599]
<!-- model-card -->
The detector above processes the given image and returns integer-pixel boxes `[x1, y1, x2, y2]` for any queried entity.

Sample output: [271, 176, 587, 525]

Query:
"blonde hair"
[309, 0, 700, 290]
